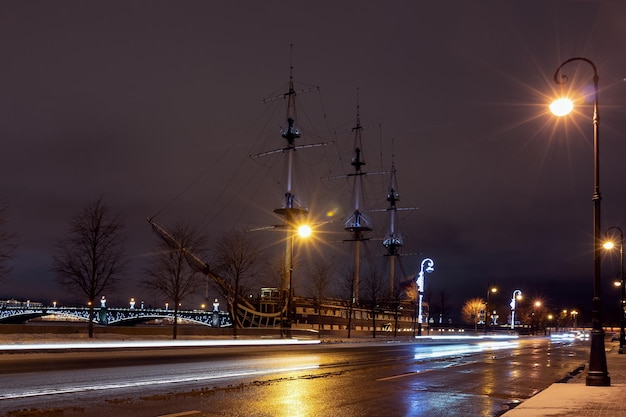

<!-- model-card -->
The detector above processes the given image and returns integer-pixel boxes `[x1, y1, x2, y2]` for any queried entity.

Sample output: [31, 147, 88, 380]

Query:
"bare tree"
[398, 277, 419, 336]
[0, 202, 18, 283]
[362, 264, 384, 338]
[434, 288, 451, 325]
[211, 229, 262, 337]
[143, 222, 207, 339]
[52, 198, 127, 338]
[340, 265, 356, 338]
[307, 258, 333, 337]
[388, 274, 414, 337]
[462, 298, 486, 333]
[423, 289, 433, 327]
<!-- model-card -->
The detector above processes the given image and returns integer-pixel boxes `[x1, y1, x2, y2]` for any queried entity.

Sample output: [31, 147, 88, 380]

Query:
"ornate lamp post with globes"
[416, 258, 434, 336]
[550, 57, 610, 386]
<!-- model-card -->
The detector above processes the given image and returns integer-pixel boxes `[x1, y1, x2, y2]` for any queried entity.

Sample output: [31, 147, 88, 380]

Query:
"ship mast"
[381, 151, 419, 297]
[272, 64, 309, 308]
[344, 93, 372, 304]
[253, 54, 325, 327]
[383, 158, 402, 295]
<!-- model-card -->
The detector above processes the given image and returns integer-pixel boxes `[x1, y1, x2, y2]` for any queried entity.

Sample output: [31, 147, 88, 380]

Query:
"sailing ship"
[148, 62, 422, 335]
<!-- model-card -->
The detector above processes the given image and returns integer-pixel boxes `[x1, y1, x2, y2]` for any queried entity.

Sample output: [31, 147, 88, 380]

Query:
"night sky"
[1, 1, 626, 321]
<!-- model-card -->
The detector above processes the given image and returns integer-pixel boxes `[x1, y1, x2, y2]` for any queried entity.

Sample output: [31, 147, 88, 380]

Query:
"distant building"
[1, 299, 44, 309]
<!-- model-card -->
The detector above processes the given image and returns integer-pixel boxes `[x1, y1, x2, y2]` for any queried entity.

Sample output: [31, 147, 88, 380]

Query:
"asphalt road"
[0, 337, 590, 417]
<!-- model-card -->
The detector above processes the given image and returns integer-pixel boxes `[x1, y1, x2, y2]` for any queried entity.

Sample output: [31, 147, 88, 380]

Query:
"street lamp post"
[547, 314, 554, 336]
[283, 223, 312, 337]
[604, 226, 625, 354]
[571, 310, 578, 329]
[484, 286, 497, 334]
[510, 289, 522, 331]
[551, 57, 610, 386]
[533, 301, 542, 335]
[416, 258, 434, 336]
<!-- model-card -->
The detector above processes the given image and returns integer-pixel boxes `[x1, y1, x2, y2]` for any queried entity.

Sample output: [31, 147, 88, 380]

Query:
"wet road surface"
[0, 337, 589, 417]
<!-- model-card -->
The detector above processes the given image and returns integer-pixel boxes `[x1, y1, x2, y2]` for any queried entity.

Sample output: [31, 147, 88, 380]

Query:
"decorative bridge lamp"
[416, 258, 434, 336]
[550, 57, 609, 386]
[510, 290, 522, 331]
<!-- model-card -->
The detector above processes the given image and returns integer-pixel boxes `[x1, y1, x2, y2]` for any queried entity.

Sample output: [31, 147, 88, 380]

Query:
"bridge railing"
[0, 306, 232, 327]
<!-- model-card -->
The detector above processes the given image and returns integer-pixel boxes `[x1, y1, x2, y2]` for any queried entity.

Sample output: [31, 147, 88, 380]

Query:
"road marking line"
[376, 371, 421, 381]
[376, 360, 479, 381]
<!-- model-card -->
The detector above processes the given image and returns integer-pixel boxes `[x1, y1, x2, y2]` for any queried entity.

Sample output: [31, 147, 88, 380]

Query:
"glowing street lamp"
[549, 98, 574, 117]
[510, 289, 522, 330]
[550, 57, 610, 386]
[297, 224, 312, 238]
[604, 226, 625, 354]
[484, 286, 497, 334]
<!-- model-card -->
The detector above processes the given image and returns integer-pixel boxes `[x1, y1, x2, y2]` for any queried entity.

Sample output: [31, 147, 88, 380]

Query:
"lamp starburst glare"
[549, 97, 574, 116]
[297, 224, 312, 238]
[604, 241, 615, 250]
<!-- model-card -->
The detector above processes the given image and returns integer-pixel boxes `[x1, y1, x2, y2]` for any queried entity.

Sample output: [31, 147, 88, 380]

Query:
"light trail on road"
[412, 340, 520, 360]
[0, 338, 321, 351]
